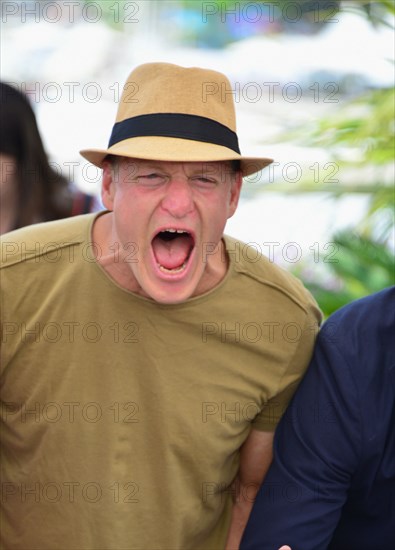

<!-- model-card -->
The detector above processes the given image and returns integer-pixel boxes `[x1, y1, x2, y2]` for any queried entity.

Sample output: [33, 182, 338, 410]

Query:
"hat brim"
[80, 136, 272, 178]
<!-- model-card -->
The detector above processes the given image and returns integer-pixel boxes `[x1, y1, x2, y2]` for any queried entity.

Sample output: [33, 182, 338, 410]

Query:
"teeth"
[158, 262, 187, 274]
[163, 229, 187, 234]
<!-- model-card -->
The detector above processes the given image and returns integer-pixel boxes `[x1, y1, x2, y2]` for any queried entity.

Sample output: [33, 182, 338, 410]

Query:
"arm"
[225, 428, 274, 550]
[240, 329, 360, 550]
[225, 297, 321, 549]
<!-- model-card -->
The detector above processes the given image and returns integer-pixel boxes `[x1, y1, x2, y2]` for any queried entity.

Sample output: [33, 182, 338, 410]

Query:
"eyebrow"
[133, 162, 167, 171]
[128, 161, 230, 175]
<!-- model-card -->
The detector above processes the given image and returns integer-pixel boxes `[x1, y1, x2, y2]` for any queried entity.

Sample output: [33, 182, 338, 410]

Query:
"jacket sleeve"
[240, 323, 361, 550]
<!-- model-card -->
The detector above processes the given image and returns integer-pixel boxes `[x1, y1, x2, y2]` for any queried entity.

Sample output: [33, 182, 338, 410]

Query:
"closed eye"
[136, 173, 167, 186]
[190, 176, 218, 188]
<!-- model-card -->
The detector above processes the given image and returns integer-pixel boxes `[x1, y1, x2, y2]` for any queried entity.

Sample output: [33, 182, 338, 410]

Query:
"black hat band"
[108, 113, 241, 154]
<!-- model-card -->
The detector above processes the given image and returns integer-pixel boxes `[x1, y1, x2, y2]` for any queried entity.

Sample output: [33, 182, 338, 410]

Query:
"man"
[1, 63, 321, 549]
[241, 286, 395, 550]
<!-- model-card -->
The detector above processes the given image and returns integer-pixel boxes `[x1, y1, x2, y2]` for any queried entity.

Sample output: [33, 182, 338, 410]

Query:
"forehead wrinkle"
[115, 158, 235, 184]
[119, 158, 230, 170]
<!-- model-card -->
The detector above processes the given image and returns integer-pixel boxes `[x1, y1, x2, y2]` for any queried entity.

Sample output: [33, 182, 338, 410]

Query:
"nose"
[160, 177, 194, 218]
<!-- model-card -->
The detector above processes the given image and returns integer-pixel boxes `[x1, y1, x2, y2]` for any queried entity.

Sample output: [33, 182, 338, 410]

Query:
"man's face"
[101, 158, 242, 304]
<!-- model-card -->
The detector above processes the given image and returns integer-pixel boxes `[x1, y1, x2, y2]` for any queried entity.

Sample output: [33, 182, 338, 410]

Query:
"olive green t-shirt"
[0, 214, 321, 549]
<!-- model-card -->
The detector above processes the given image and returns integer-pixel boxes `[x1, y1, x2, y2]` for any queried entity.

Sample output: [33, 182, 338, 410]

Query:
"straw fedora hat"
[80, 62, 273, 177]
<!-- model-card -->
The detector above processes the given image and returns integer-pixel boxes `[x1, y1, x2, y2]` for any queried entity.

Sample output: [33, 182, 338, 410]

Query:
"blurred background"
[1, 0, 394, 315]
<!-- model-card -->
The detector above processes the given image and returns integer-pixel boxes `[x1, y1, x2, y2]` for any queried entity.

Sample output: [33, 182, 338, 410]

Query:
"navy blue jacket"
[241, 287, 395, 550]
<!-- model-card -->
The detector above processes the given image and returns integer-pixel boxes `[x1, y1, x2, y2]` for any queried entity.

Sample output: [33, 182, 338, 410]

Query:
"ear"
[227, 171, 243, 219]
[101, 160, 116, 210]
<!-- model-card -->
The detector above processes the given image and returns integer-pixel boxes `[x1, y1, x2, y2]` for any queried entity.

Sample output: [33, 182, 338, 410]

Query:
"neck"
[92, 212, 142, 293]
[92, 211, 229, 299]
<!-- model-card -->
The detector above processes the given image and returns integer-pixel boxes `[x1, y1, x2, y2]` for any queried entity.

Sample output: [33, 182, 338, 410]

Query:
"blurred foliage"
[293, 232, 394, 317]
[341, 0, 395, 28]
[178, 0, 343, 42]
[287, 81, 395, 316]
[307, 87, 394, 166]
[176, 0, 393, 42]
[270, 3, 395, 316]
[82, 0, 394, 38]
[82, 1, 394, 45]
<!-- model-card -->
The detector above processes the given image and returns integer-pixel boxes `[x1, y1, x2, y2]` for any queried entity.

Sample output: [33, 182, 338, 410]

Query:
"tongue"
[152, 234, 193, 270]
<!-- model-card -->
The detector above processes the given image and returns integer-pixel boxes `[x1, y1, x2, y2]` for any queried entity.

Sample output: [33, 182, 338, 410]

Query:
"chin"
[137, 249, 204, 304]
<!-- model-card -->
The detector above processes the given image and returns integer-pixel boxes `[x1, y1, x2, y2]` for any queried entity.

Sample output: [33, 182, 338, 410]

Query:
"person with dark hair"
[1, 63, 321, 549]
[241, 286, 395, 550]
[0, 82, 99, 234]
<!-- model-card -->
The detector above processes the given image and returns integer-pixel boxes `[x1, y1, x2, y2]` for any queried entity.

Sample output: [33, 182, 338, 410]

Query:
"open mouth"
[151, 229, 195, 274]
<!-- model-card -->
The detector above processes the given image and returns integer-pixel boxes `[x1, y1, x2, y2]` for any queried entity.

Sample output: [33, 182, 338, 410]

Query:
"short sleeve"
[252, 303, 321, 432]
[241, 327, 361, 549]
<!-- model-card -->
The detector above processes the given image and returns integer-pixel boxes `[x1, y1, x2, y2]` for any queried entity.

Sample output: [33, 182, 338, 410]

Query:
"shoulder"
[1, 214, 96, 269]
[224, 235, 321, 318]
[314, 287, 395, 398]
[321, 286, 395, 349]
